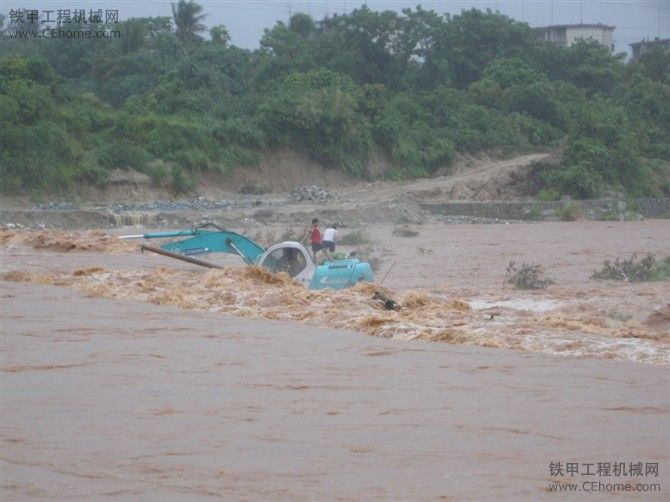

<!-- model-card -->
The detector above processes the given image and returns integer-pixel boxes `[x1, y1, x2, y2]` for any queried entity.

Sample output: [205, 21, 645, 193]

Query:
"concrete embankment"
[421, 198, 670, 221]
[1, 197, 668, 229]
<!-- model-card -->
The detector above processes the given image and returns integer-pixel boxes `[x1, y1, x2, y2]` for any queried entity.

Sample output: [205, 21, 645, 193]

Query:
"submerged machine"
[125, 223, 374, 290]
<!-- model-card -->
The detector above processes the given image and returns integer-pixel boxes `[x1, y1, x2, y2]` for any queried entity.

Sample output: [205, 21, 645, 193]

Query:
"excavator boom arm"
[138, 226, 265, 264]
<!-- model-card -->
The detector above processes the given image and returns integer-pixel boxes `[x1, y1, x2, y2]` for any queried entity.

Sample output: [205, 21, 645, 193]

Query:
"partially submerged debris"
[372, 291, 399, 311]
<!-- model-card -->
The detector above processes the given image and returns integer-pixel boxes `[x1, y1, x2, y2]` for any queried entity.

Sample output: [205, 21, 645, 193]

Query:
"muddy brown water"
[1, 220, 669, 498]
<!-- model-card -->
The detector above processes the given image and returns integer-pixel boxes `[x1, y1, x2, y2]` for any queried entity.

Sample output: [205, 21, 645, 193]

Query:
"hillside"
[1, 3, 669, 200]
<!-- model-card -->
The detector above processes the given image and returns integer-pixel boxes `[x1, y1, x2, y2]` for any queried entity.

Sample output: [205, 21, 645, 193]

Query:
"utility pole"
[580, 1, 583, 24]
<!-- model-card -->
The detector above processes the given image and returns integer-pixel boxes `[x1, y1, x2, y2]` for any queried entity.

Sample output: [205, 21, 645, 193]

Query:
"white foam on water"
[468, 298, 560, 313]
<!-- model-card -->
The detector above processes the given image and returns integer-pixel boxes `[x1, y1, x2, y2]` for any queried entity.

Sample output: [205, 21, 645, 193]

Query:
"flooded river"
[1, 221, 669, 498]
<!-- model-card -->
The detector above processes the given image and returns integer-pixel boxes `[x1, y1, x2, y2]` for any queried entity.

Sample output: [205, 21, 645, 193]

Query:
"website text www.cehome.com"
[8, 29, 120, 39]
[548, 481, 662, 493]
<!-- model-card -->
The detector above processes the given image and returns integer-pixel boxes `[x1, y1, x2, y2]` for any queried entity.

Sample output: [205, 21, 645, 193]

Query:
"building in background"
[630, 38, 670, 60]
[535, 24, 615, 51]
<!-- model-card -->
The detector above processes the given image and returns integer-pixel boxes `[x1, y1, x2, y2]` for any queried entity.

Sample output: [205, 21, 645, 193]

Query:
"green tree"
[171, 0, 206, 43]
[424, 9, 537, 87]
[119, 19, 148, 54]
[288, 13, 315, 38]
[319, 7, 402, 87]
[628, 48, 670, 84]
[257, 69, 371, 174]
[210, 25, 230, 45]
[257, 21, 316, 81]
[564, 40, 624, 96]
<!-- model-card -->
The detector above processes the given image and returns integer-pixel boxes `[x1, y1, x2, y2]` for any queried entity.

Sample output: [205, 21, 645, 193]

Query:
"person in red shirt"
[304, 217, 322, 263]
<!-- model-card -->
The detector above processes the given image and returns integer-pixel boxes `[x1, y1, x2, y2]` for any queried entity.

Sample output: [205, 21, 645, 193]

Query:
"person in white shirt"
[321, 223, 338, 260]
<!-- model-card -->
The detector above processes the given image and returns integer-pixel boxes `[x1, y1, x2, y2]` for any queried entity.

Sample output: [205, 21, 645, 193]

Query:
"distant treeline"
[1, 1, 668, 197]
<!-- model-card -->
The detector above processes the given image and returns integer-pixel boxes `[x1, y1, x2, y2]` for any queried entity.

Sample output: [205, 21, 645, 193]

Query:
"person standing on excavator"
[304, 217, 322, 263]
[322, 223, 338, 260]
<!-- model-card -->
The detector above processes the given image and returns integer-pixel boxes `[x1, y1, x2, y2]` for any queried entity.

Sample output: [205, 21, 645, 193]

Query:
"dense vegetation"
[1, 2, 668, 197]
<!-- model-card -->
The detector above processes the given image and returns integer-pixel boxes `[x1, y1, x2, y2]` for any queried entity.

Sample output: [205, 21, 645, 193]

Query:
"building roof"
[534, 24, 615, 31]
[630, 38, 670, 48]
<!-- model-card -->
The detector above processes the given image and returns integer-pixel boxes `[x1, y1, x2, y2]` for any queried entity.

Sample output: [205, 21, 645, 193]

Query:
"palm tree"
[171, 0, 206, 43]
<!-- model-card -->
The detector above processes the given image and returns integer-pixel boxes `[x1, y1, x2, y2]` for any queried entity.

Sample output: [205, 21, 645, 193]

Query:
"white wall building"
[535, 24, 615, 51]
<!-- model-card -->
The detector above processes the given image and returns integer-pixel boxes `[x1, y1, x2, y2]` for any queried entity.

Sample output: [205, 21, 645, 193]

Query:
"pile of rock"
[290, 185, 333, 204]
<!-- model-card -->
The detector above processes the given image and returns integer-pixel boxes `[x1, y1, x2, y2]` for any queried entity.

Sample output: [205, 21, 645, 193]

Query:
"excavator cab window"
[261, 247, 307, 278]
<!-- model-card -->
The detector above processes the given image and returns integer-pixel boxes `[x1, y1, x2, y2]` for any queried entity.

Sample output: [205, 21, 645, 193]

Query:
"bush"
[544, 162, 603, 199]
[523, 205, 543, 221]
[213, 117, 265, 147]
[1, 121, 79, 191]
[504, 261, 555, 289]
[170, 165, 195, 194]
[591, 254, 670, 282]
[219, 146, 259, 169]
[143, 162, 169, 186]
[656, 256, 670, 280]
[99, 140, 150, 171]
[537, 188, 560, 201]
[78, 157, 110, 187]
[558, 202, 583, 221]
[173, 148, 209, 171]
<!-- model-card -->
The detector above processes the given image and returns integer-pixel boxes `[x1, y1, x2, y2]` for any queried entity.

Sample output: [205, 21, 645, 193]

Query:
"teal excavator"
[122, 223, 374, 290]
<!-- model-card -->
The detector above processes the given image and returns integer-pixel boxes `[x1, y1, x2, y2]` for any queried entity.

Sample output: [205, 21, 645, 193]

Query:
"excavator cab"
[258, 242, 315, 287]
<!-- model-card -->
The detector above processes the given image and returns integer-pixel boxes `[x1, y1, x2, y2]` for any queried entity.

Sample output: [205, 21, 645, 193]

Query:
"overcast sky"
[3, 1, 668, 55]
